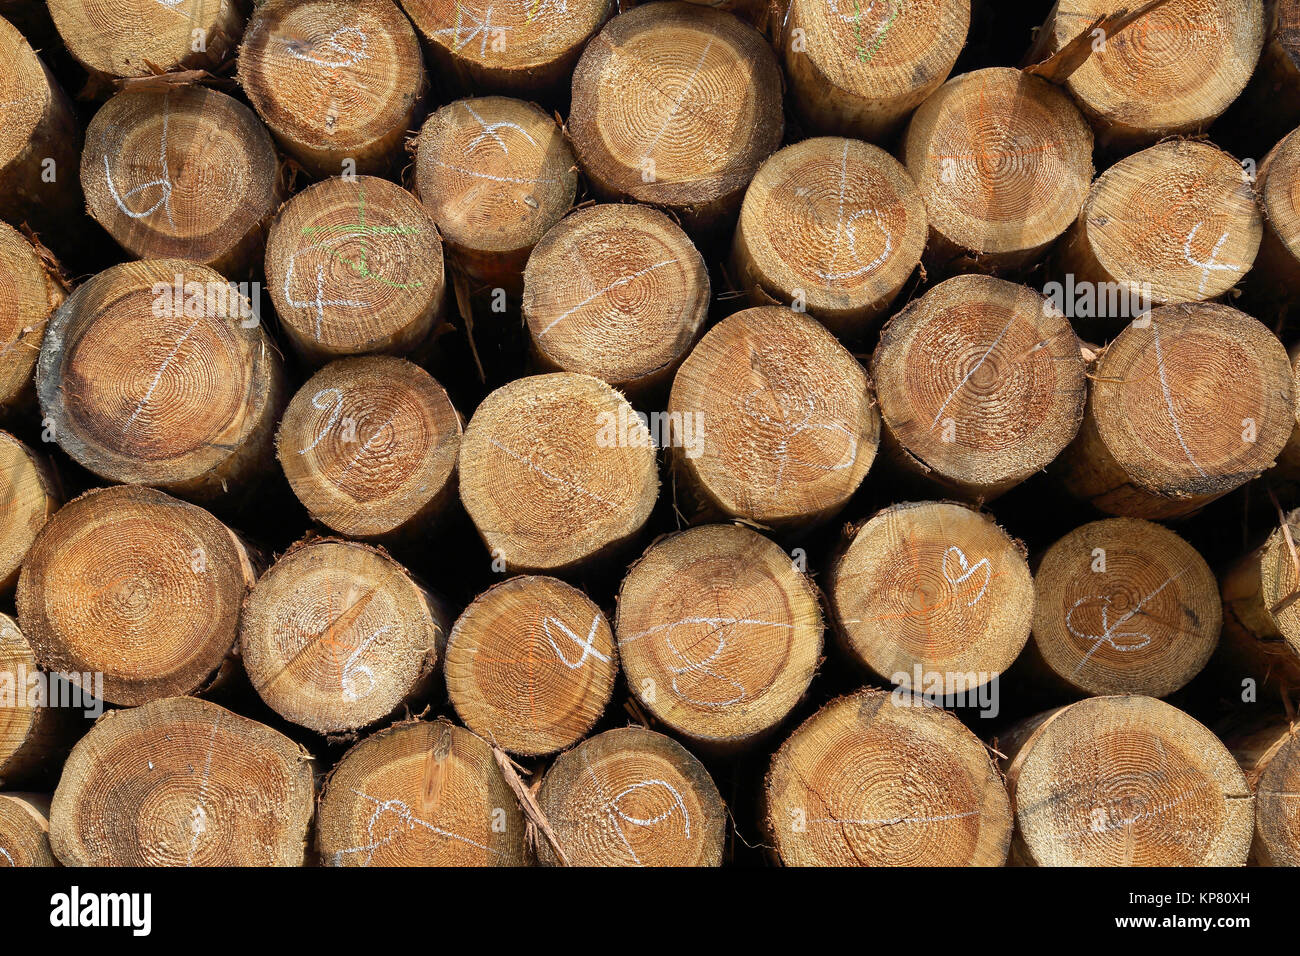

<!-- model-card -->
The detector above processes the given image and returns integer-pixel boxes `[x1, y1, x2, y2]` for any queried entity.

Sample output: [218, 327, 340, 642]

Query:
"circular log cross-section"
[0, 615, 67, 788]
[536, 726, 726, 867]
[49, 0, 245, 79]
[782, 0, 969, 143]
[266, 175, 445, 364]
[36, 260, 285, 503]
[1227, 717, 1300, 866]
[569, 1, 784, 235]
[458, 372, 659, 574]
[902, 67, 1093, 275]
[1220, 510, 1300, 689]
[1053, 140, 1261, 322]
[872, 274, 1086, 501]
[615, 524, 823, 750]
[400, 0, 610, 99]
[277, 356, 461, 541]
[238, 0, 427, 178]
[1251, 124, 1300, 304]
[731, 137, 927, 338]
[1055, 302, 1294, 520]
[49, 697, 315, 867]
[522, 203, 709, 396]
[82, 87, 282, 277]
[1032, 518, 1220, 698]
[240, 538, 448, 735]
[415, 96, 576, 289]
[1050, 0, 1264, 150]
[0, 793, 56, 867]
[0, 221, 64, 417]
[0, 432, 58, 594]
[765, 690, 1012, 866]
[668, 306, 880, 529]
[1003, 695, 1254, 866]
[16, 485, 257, 706]
[317, 719, 525, 866]
[445, 575, 617, 757]
[829, 501, 1034, 692]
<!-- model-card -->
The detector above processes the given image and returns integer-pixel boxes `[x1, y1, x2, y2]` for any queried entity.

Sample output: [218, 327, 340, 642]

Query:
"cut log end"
[49, 0, 245, 79]
[536, 725, 726, 866]
[1231, 719, 1300, 866]
[1253, 124, 1300, 301]
[668, 306, 880, 528]
[615, 524, 823, 748]
[765, 690, 1012, 866]
[0, 432, 58, 594]
[277, 356, 461, 540]
[0, 222, 63, 415]
[0, 615, 68, 787]
[445, 575, 617, 757]
[458, 372, 659, 574]
[0, 793, 56, 867]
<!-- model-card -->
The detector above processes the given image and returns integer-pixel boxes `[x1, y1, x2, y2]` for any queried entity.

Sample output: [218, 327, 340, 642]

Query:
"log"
[317, 717, 525, 866]
[1249, 123, 1300, 306]
[399, 0, 610, 100]
[444, 575, 617, 757]
[1223, 715, 1300, 865]
[1045, 0, 1264, 152]
[614, 523, 823, 750]
[239, 537, 448, 735]
[535, 725, 726, 866]
[276, 355, 462, 541]
[782, 0, 969, 143]
[730, 136, 927, 339]
[0, 616, 72, 788]
[1030, 517, 1220, 698]
[238, 0, 427, 179]
[568, 1, 784, 236]
[49, 696, 315, 866]
[458, 372, 659, 574]
[0, 16, 82, 244]
[0, 431, 59, 595]
[81, 87, 283, 277]
[264, 174, 446, 364]
[0, 792, 56, 867]
[827, 500, 1034, 692]
[0, 221, 64, 419]
[48, 0, 245, 82]
[902, 67, 1093, 275]
[414, 95, 576, 291]
[1051, 139, 1262, 330]
[36, 259, 286, 504]
[1054, 302, 1294, 519]
[522, 203, 709, 398]
[1219, 509, 1300, 690]
[871, 274, 1087, 502]
[667, 305, 880, 529]
[16, 485, 258, 706]
[1001, 695, 1254, 866]
[764, 689, 1012, 866]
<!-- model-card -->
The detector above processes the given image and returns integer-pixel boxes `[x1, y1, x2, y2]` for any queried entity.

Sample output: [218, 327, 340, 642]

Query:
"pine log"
[1278, 345, 1300, 478]
[1054, 302, 1294, 519]
[317, 718, 525, 866]
[0, 221, 64, 419]
[568, 2, 784, 236]
[81, 87, 283, 277]
[36, 259, 286, 504]
[1223, 715, 1300, 865]
[0, 793, 55, 867]
[458, 372, 659, 574]
[782, 0, 969, 142]
[0, 431, 58, 595]
[667, 305, 880, 529]
[1031, 517, 1220, 698]
[1219, 509, 1300, 690]
[614, 523, 823, 750]
[731, 136, 927, 339]
[265, 175, 446, 364]
[0, 616, 73, 789]
[444, 575, 617, 757]
[1249, 123, 1300, 306]
[238, 0, 427, 179]
[902, 66, 1093, 275]
[1221, 0, 1300, 157]
[828, 500, 1033, 691]
[16, 485, 258, 706]
[1001, 695, 1254, 866]
[872, 274, 1086, 501]
[764, 689, 1012, 866]
[522, 203, 709, 397]
[536, 725, 726, 866]
[414, 95, 576, 291]
[239, 537, 448, 735]
[49, 696, 315, 866]
[276, 356, 461, 541]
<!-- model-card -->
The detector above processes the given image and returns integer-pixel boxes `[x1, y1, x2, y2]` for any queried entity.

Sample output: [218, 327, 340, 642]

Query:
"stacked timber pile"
[3, 0, 1300, 873]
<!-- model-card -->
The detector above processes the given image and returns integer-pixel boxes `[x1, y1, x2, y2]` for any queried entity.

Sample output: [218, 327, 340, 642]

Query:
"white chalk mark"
[284, 27, 369, 68]
[103, 94, 177, 228]
[929, 310, 1019, 429]
[432, 5, 512, 56]
[740, 389, 858, 496]
[581, 750, 690, 866]
[810, 808, 980, 827]
[331, 789, 500, 866]
[941, 546, 990, 607]
[121, 311, 205, 435]
[336, 412, 398, 479]
[642, 38, 714, 160]
[542, 615, 610, 669]
[538, 259, 680, 335]
[1065, 596, 1152, 653]
[0, 847, 13, 866]
[1089, 784, 1205, 834]
[185, 713, 222, 866]
[298, 387, 345, 454]
[462, 101, 535, 154]
[425, 158, 559, 186]
[1151, 317, 1209, 479]
[1069, 565, 1190, 677]
[487, 436, 621, 510]
[1183, 222, 1241, 296]
[817, 140, 893, 285]
[282, 233, 371, 338]
[340, 623, 393, 702]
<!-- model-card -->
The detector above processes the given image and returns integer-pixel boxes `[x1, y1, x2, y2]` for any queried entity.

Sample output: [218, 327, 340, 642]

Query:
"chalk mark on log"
[1151, 317, 1209, 479]
[1069, 565, 1190, 677]
[103, 94, 177, 228]
[121, 311, 206, 435]
[581, 749, 690, 865]
[284, 27, 370, 68]
[185, 712, 222, 866]
[1183, 222, 1241, 296]
[941, 546, 990, 607]
[542, 614, 610, 669]
[538, 259, 680, 335]
[332, 789, 500, 865]
[486, 436, 621, 510]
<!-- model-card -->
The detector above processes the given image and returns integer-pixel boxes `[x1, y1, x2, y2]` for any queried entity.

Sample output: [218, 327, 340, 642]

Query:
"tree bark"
[0, 221, 65, 421]
[0, 431, 59, 595]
